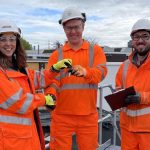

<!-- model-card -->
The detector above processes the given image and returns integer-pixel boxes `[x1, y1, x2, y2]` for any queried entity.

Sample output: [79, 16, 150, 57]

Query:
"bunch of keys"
[64, 62, 73, 77]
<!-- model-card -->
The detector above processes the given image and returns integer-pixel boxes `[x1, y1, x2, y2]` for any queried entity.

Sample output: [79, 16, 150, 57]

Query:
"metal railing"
[97, 85, 121, 150]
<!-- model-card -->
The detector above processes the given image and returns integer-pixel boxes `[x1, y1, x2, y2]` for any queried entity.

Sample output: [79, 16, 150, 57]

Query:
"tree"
[54, 41, 62, 49]
[21, 38, 32, 50]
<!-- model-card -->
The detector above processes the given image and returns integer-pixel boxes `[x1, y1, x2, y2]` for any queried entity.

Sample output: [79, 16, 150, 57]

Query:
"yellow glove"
[51, 59, 72, 72]
[45, 94, 56, 110]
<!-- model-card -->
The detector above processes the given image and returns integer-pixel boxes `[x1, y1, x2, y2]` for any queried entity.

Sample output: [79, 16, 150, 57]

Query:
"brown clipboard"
[104, 86, 136, 111]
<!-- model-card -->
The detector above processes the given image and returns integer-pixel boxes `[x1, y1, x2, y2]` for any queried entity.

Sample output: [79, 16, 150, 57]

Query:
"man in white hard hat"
[45, 7, 107, 150]
[115, 18, 150, 150]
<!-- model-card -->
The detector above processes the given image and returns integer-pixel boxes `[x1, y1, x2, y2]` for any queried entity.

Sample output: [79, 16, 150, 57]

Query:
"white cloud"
[0, 0, 150, 49]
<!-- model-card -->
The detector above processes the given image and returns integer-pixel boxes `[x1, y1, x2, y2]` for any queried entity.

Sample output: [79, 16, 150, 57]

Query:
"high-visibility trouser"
[121, 128, 150, 150]
[49, 112, 99, 150]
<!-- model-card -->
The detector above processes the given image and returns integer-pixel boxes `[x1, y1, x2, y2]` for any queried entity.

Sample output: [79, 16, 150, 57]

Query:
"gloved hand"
[70, 65, 87, 77]
[51, 59, 72, 72]
[45, 94, 56, 110]
[125, 93, 141, 105]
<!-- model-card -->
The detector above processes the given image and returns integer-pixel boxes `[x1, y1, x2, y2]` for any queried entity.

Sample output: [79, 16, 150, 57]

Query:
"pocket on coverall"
[1, 124, 32, 150]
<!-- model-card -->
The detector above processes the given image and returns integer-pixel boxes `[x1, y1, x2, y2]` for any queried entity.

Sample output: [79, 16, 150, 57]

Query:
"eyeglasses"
[132, 34, 150, 41]
[64, 23, 83, 32]
[0, 36, 17, 43]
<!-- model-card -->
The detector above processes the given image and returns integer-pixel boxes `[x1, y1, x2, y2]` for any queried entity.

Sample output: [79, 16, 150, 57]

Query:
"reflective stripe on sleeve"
[122, 107, 150, 117]
[96, 64, 106, 81]
[0, 88, 23, 109]
[17, 93, 34, 114]
[48, 83, 59, 92]
[0, 115, 32, 125]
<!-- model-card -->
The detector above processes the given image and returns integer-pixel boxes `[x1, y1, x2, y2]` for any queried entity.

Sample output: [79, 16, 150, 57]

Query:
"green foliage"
[21, 38, 32, 50]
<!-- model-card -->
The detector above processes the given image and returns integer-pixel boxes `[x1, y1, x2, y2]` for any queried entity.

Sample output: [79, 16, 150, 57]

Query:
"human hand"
[70, 65, 87, 77]
[45, 94, 56, 110]
[51, 59, 72, 72]
[125, 93, 141, 105]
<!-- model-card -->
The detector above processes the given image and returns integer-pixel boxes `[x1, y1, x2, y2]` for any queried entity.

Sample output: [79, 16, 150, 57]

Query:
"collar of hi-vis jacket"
[63, 39, 89, 51]
[128, 50, 150, 69]
[57, 40, 94, 68]
[6, 69, 27, 78]
[122, 50, 150, 88]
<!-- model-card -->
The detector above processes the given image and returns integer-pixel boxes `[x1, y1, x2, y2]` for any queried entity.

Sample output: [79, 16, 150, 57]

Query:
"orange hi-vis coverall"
[45, 40, 107, 150]
[116, 51, 150, 150]
[0, 67, 57, 150]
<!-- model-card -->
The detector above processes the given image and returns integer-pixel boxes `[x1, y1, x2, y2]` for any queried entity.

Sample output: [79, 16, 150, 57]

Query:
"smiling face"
[131, 30, 150, 56]
[63, 19, 84, 46]
[0, 32, 17, 58]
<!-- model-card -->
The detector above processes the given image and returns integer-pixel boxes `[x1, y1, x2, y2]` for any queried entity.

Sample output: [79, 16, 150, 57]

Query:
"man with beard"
[115, 18, 150, 150]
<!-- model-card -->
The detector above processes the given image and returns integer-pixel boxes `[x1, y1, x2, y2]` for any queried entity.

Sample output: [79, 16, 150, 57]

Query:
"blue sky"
[0, 0, 150, 49]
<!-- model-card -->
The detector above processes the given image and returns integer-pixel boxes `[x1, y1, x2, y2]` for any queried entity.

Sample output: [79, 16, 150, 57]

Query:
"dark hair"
[0, 35, 27, 69]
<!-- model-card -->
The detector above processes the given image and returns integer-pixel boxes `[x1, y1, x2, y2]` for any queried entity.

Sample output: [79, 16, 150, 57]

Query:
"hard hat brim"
[61, 16, 84, 25]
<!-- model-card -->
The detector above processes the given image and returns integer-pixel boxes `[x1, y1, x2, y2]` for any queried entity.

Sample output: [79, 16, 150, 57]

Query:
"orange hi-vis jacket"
[0, 67, 57, 150]
[116, 51, 150, 132]
[45, 40, 107, 115]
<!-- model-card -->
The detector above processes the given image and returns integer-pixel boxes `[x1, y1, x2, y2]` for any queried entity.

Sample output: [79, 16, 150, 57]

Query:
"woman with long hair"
[0, 19, 72, 150]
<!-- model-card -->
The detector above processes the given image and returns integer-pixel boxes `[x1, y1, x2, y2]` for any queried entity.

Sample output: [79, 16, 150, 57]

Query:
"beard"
[137, 48, 149, 56]
[133, 44, 150, 56]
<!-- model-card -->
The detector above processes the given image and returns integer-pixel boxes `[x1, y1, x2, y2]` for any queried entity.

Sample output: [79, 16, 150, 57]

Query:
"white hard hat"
[131, 19, 150, 36]
[0, 19, 21, 36]
[59, 7, 86, 25]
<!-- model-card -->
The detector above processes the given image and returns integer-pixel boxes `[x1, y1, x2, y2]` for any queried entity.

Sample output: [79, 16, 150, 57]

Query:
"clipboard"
[104, 86, 136, 111]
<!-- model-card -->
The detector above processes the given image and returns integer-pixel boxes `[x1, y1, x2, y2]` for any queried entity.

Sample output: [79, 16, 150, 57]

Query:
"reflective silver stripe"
[122, 107, 150, 117]
[58, 47, 63, 61]
[122, 59, 130, 88]
[96, 64, 106, 81]
[34, 71, 39, 88]
[60, 83, 98, 91]
[26, 68, 46, 88]
[55, 71, 70, 80]
[0, 88, 23, 109]
[48, 83, 59, 92]
[97, 64, 106, 67]
[55, 75, 60, 81]
[57, 48, 64, 80]
[89, 44, 94, 67]
[99, 67, 105, 81]
[40, 70, 46, 88]
[0, 115, 32, 125]
[17, 93, 34, 114]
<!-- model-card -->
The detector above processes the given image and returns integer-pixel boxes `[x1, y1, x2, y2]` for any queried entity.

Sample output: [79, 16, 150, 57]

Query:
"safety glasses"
[0, 36, 17, 43]
[64, 23, 83, 32]
[132, 34, 150, 41]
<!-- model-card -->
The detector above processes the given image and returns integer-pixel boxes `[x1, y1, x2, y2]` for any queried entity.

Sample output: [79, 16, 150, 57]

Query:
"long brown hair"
[0, 35, 27, 69]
